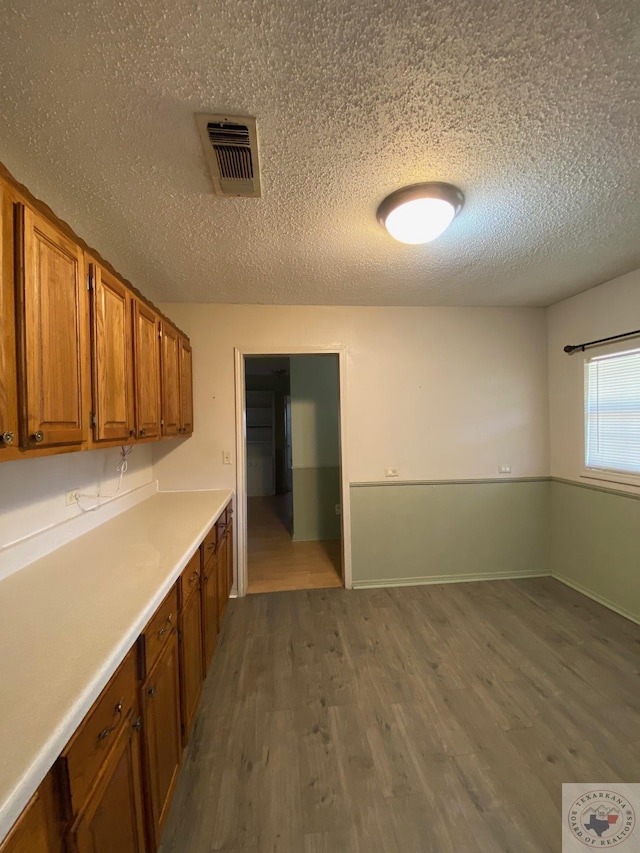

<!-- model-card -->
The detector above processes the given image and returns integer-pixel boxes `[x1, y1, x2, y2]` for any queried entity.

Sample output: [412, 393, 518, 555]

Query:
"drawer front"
[179, 549, 201, 606]
[61, 648, 138, 815]
[142, 586, 178, 675]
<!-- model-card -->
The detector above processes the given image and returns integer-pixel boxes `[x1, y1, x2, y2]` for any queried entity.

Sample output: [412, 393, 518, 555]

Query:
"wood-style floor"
[159, 578, 640, 853]
[247, 494, 342, 594]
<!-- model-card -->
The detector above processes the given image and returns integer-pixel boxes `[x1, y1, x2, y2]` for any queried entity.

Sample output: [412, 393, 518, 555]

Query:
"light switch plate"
[223, 451, 232, 464]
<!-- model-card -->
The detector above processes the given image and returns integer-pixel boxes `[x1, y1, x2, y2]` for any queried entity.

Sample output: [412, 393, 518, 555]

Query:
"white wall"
[0, 445, 155, 574]
[290, 355, 340, 469]
[152, 305, 549, 490]
[547, 268, 640, 494]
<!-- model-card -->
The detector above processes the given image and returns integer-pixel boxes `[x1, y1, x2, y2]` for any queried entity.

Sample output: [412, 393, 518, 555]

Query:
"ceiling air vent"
[196, 114, 261, 198]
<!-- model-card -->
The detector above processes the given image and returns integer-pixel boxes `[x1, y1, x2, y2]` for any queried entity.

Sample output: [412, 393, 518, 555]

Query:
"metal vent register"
[196, 114, 261, 197]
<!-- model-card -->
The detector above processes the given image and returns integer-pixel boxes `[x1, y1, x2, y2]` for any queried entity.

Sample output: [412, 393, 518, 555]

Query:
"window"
[585, 347, 640, 478]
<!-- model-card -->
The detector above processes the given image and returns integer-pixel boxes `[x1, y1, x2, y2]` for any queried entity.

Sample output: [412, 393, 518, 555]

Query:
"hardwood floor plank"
[159, 579, 640, 853]
[247, 495, 342, 593]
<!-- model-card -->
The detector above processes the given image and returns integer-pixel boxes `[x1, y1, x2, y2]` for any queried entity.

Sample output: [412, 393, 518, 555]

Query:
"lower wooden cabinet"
[226, 513, 234, 599]
[140, 631, 182, 851]
[67, 716, 147, 853]
[0, 772, 63, 853]
[178, 574, 204, 745]
[217, 522, 229, 627]
[201, 544, 219, 675]
[2, 500, 234, 853]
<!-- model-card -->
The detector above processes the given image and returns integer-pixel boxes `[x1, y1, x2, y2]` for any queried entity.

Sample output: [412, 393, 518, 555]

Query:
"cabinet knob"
[132, 716, 142, 733]
[188, 571, 199, 584]
[32, 431, 44, 444]
[157, 613, 173, 638]
[129, 429, 137, 438]
[148, 686, 157, 698]
[97, 700, 124, 741]
[1, 431, 14, 445]
[139, 428, 146, 437]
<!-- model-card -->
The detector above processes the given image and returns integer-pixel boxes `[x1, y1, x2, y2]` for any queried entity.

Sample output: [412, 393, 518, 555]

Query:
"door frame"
[234, 346, 352, 597]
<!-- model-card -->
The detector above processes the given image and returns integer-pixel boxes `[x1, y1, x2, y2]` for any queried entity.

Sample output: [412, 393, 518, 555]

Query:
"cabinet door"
[90, 263, 134, 442]
[16, 204, 87, 447]
[216, 530, 229, 627]
[68, 716, 146, 853]
[179, 585, 203, 745]
[178, 336, 193, 435]
[226, 517, 234, 600]
[160, 323, 180, 437]
[0, 185, 18, 452]
[132, 300, 161, 440]
[201, 553, 218, 675]
[0, 771, 63, 853]
[141, 632, 182, 850]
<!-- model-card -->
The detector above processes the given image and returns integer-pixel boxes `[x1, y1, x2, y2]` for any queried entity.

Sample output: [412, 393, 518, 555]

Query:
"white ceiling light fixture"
[377, 182, 464, 244]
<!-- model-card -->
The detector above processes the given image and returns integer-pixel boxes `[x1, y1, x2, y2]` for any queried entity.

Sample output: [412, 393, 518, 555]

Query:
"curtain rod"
[564, 328, 640, 355]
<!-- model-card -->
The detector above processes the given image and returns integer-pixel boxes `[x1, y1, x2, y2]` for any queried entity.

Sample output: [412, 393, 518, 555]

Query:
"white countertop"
[0, 488, 232, 843]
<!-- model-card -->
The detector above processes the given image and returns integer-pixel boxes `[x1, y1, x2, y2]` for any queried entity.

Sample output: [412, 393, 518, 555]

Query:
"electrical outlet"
[223, 450, 232, 464]
[498, 465, 511, 474]
[65, 489, 79, 506]
[335, 503, 341, 515]
[385, 467, 399, 477]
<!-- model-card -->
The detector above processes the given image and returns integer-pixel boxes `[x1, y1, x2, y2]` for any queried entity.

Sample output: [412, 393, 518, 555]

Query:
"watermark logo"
[563, 784, 639, 850]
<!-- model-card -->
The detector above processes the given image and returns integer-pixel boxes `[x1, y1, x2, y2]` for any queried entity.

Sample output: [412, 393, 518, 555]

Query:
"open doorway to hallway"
[244, 355, 343, 594]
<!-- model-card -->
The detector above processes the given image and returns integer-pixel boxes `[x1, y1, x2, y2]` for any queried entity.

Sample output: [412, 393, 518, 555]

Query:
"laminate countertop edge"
[0, 488, 233, 844]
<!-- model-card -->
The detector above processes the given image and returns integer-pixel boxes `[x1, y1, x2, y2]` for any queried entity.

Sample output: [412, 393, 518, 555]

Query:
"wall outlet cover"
[65, 489, 79, 506]
[385, 467, 399, 477]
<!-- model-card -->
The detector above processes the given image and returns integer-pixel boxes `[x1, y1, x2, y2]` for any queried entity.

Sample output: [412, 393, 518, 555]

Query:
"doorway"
[240, 353, 346, 594]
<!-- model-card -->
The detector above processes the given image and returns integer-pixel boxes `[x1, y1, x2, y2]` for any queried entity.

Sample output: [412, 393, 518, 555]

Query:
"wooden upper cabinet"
[0, 185, 18, 451]
[132, 299, 161, 440]
[15, 204, 88, 448]
[160, 322, 180, 437]
[90, 262, 134, 442]
[178, 336, 193, 435]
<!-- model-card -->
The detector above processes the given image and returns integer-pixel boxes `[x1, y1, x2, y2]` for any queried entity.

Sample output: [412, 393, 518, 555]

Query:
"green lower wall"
[550, 480, 640, 624]
[350, 480, 551, 587]
[292, 467, 341, 541]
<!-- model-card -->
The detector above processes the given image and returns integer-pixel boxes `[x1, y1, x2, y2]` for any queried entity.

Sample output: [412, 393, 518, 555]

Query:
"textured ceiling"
[0, 0, 639, 307]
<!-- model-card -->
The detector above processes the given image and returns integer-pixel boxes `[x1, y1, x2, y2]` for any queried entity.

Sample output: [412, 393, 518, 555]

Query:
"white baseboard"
[352, 569, 550, 590]
[552, 573, 640, 626]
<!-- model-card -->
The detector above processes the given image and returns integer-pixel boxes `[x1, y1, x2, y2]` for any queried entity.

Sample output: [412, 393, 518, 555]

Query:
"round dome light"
[377, 182, 464, 245]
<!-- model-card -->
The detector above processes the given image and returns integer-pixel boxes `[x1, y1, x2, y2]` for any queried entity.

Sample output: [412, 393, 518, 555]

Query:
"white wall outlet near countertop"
[498, 465, 511, 474]
[384, 467, 399, 477]
[65, 489, 79, 506]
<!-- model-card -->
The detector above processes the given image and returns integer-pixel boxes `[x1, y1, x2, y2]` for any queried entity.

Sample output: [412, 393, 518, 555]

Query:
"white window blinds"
[585, 347, 640, 475]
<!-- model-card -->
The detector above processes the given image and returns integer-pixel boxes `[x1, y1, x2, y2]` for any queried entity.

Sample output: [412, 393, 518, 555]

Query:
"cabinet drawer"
[141, 586, 178, 676]
[179, 549, 201, 606]
[60, 649, 138, 815]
